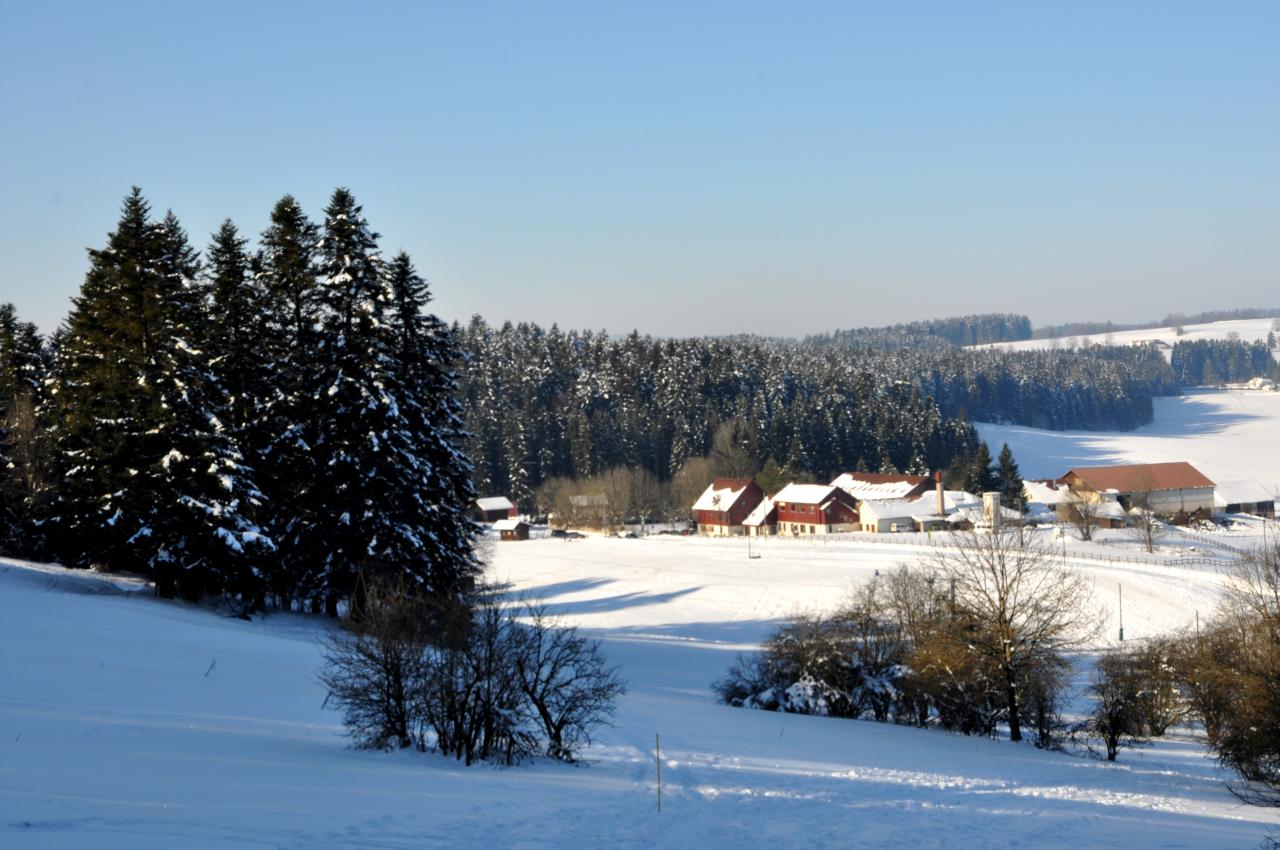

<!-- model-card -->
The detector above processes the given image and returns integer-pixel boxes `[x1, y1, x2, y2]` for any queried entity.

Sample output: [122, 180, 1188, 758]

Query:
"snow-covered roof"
[493, 518, 527, 531]
[857, 499, 920, 521]
[1095, 501, 1129, 521]
[476, 496, 515, 512]
[743, 497, 776, 527]
[830, 473, 930, 502]
[1214, 479, 1277, 507]
[692, 478, 754, 513]
[913, 489, 981, 514]
[771, 483, 840, 505]
[1023, 480, 1072, 506]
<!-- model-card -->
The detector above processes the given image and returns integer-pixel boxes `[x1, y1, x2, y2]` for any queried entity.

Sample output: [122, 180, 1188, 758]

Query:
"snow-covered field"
[977, 388, 1280, 493]
[7, 382, 1280, 847]
[972, 317, 1279, 352]
[3, 521, 1277, 849]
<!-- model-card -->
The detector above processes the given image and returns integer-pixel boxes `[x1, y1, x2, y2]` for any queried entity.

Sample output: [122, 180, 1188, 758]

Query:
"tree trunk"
[1005, 669, 1023, 742]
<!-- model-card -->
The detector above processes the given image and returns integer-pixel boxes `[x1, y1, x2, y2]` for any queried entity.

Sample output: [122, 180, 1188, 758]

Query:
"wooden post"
[656, 733, 662, 812]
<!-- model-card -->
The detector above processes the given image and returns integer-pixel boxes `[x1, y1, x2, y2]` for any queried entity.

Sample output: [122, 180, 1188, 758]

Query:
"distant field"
[972, 316, 1279, 352]
[976, 388, 1280, 493]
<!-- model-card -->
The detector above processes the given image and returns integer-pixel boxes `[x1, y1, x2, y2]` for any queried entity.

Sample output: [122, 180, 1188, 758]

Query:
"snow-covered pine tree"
[303, 192, 477, 614]
[385, 251, 478, 592]
[204, 220, 264, 435]
[52, 190, 265, 599]
[253, 195, 322, 608]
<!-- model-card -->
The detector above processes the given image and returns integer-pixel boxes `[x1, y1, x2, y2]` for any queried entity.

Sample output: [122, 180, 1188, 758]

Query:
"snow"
[691, 481, 749, 513]
[5, 520, 1280, 848]
[977, 389, 1280, 495]
[742, 496, 775, 527]
[475, 496, 516, 512]
[972, 317, 1280, 354]
[770, 483, 839, 505]
[831, 475, 926, 501]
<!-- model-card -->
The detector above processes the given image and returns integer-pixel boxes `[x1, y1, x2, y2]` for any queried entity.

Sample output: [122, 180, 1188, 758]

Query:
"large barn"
[1061, 462, 1216, 517]
[831, 472, 933, 504]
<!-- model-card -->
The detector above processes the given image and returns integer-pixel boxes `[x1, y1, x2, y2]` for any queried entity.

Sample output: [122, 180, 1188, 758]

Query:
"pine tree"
[204, 220, 263, 435]
[301, 192, 477, 614]
[996, 443, 1025, 511]
[254, 195, 322, 608]
[962, 441, 996, 495]
[385, 251, 478, 591]
[0, 303, 50, 555]
[51, 189, 265, 598]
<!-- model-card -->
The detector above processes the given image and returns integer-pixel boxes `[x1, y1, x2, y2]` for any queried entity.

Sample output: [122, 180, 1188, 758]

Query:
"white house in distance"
[1062, 462, 1216, 516]
[858, 499, 925, 533]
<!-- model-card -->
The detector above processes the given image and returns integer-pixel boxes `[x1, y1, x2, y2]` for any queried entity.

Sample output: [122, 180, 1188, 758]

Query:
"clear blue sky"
[2, 1, 1277, 337]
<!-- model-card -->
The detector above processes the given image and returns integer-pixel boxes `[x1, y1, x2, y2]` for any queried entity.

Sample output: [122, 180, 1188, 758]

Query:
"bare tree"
[628, 468, 666, 534]
[318, 574, 439, 750]
[1059, 488, 1101, 541]
[1088, 647, 1149, 761]
[670, 456, 713, 522]
[930, 528, 1096, 742]
[708, 417, 760, 478]
[1126, 471, 1163, 553]
[596, 467, 634, 533]
[511, 602, 627, 761]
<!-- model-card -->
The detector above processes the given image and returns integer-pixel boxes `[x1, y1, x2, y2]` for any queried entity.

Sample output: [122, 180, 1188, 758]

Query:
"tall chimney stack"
[935, 470, 944, 516]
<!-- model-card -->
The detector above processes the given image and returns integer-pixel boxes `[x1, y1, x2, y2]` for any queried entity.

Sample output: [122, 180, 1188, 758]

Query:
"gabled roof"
[743, 497, 777, 527]
[831, 472, 931, 502]
[1065, 462, 1215, 493]
[493, 518, 528, 531]
[476, 496, 516, 512]
[771, 483, 842, 506]
[692, 478, 755, 513]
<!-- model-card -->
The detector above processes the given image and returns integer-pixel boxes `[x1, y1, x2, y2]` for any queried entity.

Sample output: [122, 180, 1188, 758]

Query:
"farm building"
[494, 518, 531, 541]
[1062, 462, 1216, 517]
[771, 483, 859, 536]
[692, 478, 765, 536]
[830, 472, 933, 504]
[1022, 479, 1073, 522]
[473, 496, 518, 523]
[857, 499, 922, 533]
[743, 497, 777, 537]
[1214, 480, 1277, 517]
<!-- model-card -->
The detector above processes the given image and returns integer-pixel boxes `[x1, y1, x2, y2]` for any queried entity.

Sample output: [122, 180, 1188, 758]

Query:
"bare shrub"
[320, 582, 625, 766]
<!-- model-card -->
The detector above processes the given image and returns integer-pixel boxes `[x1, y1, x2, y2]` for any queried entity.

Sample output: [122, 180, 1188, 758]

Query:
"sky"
[1, 1, 1277, 338]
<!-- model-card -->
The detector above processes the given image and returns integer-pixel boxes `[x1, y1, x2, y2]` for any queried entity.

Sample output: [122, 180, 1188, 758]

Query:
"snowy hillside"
[972, 317, 1279, 353]
[4, 521, 1279, 848]
[977, 388, 1280, 494]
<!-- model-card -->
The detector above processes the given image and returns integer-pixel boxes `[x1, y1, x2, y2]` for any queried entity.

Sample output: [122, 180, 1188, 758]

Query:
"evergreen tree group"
[0, 188, 476, 610]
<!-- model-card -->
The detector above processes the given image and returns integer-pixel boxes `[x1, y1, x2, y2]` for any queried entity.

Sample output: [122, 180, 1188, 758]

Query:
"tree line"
[457, 321, 1175, 508]
[1170, 338, 1280, 385]
[804, 312, 1033, 349]
[0, 189, 476, 611]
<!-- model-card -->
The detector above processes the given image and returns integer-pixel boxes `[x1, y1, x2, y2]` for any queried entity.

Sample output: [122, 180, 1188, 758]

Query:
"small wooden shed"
[494, 518, 530, 541]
